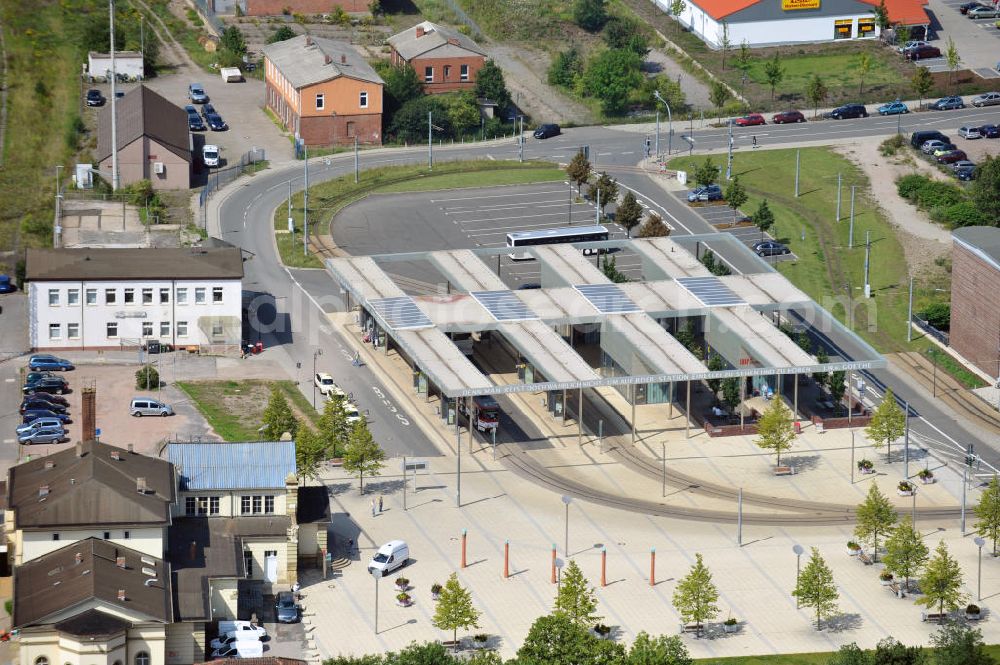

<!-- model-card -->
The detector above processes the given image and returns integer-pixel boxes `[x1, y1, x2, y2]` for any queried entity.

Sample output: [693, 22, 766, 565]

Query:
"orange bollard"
[504, 540, 510, 579]
[461, 529, 467, 568]
[600, 547, 607, 587]
[650, 547, 656, 587]
[551, 544, 557, 583]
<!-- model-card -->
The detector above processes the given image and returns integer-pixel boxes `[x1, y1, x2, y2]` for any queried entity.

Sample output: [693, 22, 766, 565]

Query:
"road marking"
[431, 189, 569, 203]
[486, 154, 495, 160]
[4, 378, 14, 383]
[616, 182, 694, 235]
[447, 201, 575, 215]
[2, 439, 12, 444]
[454, 210, 593, 225]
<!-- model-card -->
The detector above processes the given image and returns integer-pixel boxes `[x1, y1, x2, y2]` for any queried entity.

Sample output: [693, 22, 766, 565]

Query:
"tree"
[857, 52, 873, 95]
[969, 155, 1000, 223]
[432, 573, 481, 649]
[317, 394, 351, 458]
[975, 475, 1000, 555]
[755, 398, 796, 465]
[873, 638, 924, 665]
[854, 483, 897, 563]
[601, 255, 629, 283]
[945, 37, 960, 90]
[763, 53, 784, 103]
[793, 547, 839, 630]
[554, 560, 600, 628]
[719, 22, 731, 70]
[626, 633, 692, 665]
[443, 92, 481, 135]
[588, 172, 619, 214]
[294, 424, 325, 481]
[616, 191, 643, 237]
[261, 386, 298, 440]
[549, 47, 584, 87]
[709, 81, 730, 122]
[604, 17, 649, 56]
[670, 0, 687, 17]
[378, 62, 424, 117]
[912, 66, 933, 109]
[672, 553, 719, 637]
[751, 198, 774, 241]
[806, 74, 828, 118]
[637, 212, 671, 238]
[268, 25, 297, 43]
[866, 388, 905, 459]
[883, 516, 929, 591]
[516, 613, 624, 665]
[724, 176, 747, 223]
[930, 622, 995, 665]
[706, 354, 725, 404]
[573, 0, 608, 31]
[693, 157, 719, 188]
[474, 60, 511, 113]
[220, 26, 247, 57]
[566, 150, 592, 189]
[341, 420, 385, 494]
[735, 40, 752, 74]
[135, 364, 159, 390]
[917, 541, 966, 623]
[828, 643, 869, 665]
[828, 371, 846, 415]
[721, 378, 741, 417]
[583, 49, 644, 115]
[813, 348, 830, 390]
[895, 24, 912, 47]
[871, 0, 891, 30]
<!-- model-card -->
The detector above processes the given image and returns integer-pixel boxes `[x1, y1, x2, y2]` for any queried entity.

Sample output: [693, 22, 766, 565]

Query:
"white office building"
[25, 247, 243, 354]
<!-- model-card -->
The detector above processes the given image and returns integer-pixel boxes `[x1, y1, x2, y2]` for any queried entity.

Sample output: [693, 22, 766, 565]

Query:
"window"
[264, 495, 274, 514]
[124, 288, 135, 304]
[212, 286, 223, 303]
[123, 531, 130, 539]
[252, 496, 262, 514]
[142, 288, 153, 304]
[158, 321, 169, 337]
[142, 321, 153, 337]
[52, 534, 59, 541]
[135, 652, 149, 665]
[105, 288, 117, 305]
[460, 63, 469, 81]
[67, 289, 79, 306]
[444, 65, 451, 79]
[315, 93, 325, 110]
[210, 496, 220, 514]
[48, 324, 61, 340]
[67, 323, 79, 339]
[241, 496, 252, 514]
[195, 288, 206, 304]
[86, 288, 97, 305]
[160, 288, 170, 304]
[211, 322, 224, 337]
[834, 19, 853, 39]
[176, 288, 187, 304]
[359, 91, 368, 108]
[48, 289, 60, 306]
[177, 321, 188, 337]
[185, 497, 196, 515]
[107, 322, 118, 338]
[264, 549, 277, 557]
[857, 17, 876, 36]
[243, 550, 253, 578]
[241, 495, 270, 514]
[103, 531, 110, 540]
[424, 66, 434, 82]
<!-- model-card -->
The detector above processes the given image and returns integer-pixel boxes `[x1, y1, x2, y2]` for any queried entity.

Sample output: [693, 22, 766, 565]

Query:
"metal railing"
[198, 148, 266, 227]
[912, 314, 950, 345]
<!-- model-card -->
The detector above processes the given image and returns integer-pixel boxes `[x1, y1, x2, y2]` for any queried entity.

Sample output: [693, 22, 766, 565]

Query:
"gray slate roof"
[262, 35, 383, 89]
[96, 85, 190, 163]
[954, 226, 1000, 271]
[25, 247, 244, 282]
[388, 20, 486, 61]
[167, 441, 296, 491]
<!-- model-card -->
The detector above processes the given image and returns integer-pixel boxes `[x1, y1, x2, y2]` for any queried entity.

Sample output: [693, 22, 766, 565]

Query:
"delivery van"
[367, 540, 409, 577]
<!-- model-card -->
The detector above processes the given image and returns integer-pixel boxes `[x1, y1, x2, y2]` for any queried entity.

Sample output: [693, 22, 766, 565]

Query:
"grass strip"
[178, 379, 318, 441]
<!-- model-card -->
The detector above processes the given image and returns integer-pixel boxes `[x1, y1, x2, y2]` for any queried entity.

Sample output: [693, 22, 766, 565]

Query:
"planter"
[847, 542, 862, 556]
[859, 467, 875, 475]
[880, 577, 894, 586]
[967, 612, 982, 621]
[723, 622, 739, 634]
[396, 598, 412, 607]
[920, 476, 935, 485]
[591, 625, 612, 640]
[472, 635, 489, 649]
[897, 489, 915, 497]
[431, 592, 440, 601]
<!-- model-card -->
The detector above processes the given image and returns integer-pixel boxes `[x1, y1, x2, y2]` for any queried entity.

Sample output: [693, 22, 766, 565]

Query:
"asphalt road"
[217, 106, 1000, 464]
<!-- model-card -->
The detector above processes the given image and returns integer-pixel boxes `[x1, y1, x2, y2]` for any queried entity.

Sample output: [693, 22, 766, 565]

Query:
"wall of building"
[165, 622, 205, 665]
[300, 76, 383, 119]
[409, 55, 485, 94]
[245, 0, 367, 14]
[18, 527, 165, 565]
[299, 113, 381, 146]
[88, 56, 145, 80]
[209, 578, 240, 621]
[244, 539, 289, 590]
[950, 242, 1000, 378]
[28, 279, 242, 351]
[173, 489, 287, 518]
[19, 628, 126, 665]
[97, 138, 190, 191]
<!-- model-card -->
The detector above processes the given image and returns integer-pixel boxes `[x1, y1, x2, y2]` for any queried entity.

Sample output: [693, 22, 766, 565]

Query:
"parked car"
[28, 354, 74, 371]
[753, 240, 790, 256]
[188, 83, 208, 103]
[734, 113, 766, 126]
[211, 642, 263, 660]
[22, 409, 71, 425]
[22, 376, 68, 395]
[209, 635, 240, 651]
[368, 540, 410, 577]
[954, 164, 977, 181]
[827, 103, 868, 119]
[22, 391, 68, 407]
[960, 2, 984, 13]
[85, 89, 105, 107]
[897, 39, 929, 52]
[687, 184, 723, 202]
[937, 149, 968, 164]
[978, 124, 1000, 138]
[217, 621, 267, 639]
[18, 424, 66, 445]
[202, 144, 220, 168]
[772, 110, 805, 124]
[533, 123, 560, 139]
[0, 274, 15, 294]
[907, 45, 941, 60]
[200, 102, 217, 119]
[921, 139, 951, 154]
[959, 126, 983, 139]
[206, 112, 228, 131]
[20, 399, 68, 414]
[878, 100, 909, 115]
[972, 92, 1000, 107]
[911, 130, 949, 148]
[968, 5, 998, 17]
[951, 159, 977, 171]
[17, 418, 67, 436]
[186, 106, 206, 131]
[25, 371, 55, 384]
[275, 591, 300, 623]
[932, 143, 959, 156]
[129, 397, 173, 417]
[929, 96, 964, 110]
[314, 372, 341, 396]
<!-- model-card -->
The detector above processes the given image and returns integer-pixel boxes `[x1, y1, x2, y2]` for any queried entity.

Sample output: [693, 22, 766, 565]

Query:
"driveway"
[926, 0, 1000, 76]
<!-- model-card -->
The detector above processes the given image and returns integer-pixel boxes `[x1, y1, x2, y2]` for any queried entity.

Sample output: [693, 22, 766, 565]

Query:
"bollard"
[551, 544, 557, 584]
[504, 540, 510, 579]
[601, 547, 607, 587]
[650, 547, 656, 587]
[461, 529, 467, 568]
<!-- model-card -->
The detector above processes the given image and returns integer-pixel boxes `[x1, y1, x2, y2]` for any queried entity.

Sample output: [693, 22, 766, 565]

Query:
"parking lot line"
[430, 189, 569, 203]
[449, 202, 583, 217]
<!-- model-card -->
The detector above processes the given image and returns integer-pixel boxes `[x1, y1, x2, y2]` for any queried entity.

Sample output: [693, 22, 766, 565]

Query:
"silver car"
[18, 421, 66, 445]
[129, 397, 174, 417]
[971, 92, 1000, 107]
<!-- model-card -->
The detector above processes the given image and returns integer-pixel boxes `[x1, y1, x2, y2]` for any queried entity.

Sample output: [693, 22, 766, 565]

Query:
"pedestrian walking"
[644, 136, 651, 158]
[752, 135, 758, 149]
[370, 499, 376, 517]
[378, 495, 383, 513]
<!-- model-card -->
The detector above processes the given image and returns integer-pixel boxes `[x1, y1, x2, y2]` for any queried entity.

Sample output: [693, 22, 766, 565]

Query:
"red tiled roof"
[859, 0, 930, 25]
[695, 0, 761, 20]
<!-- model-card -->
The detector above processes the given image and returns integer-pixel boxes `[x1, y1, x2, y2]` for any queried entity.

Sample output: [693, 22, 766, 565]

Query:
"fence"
[198, 148, 266, 227]
[912, 314, 950, 346]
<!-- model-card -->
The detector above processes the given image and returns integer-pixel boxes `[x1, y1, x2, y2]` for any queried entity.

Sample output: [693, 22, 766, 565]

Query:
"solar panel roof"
[368, 296, 433, 330]
[675, 276, 747, 307]
[471, 290, 538, 322]
[574, 283, 642, 314]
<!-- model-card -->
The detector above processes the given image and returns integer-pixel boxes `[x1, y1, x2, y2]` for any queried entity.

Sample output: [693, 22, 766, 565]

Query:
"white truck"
[217, 620, 266, 639]
[220, 66, 243, 82]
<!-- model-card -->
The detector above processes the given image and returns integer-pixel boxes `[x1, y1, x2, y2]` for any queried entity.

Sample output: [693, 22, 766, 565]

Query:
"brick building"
[262, 35, 383, 146]
[950, 226, 1000, 380]
[388, 21, 487, 94]
[240, 0, 366, 15]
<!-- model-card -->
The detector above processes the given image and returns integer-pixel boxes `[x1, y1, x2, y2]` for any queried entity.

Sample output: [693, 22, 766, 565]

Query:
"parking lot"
[685, 201, 798, 265]
[926, 0, 1000, 75]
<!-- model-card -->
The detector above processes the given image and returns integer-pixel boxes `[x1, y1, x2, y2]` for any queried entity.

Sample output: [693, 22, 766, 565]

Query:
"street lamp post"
[975, 536, 986, 601]
[555, 557, 565, 592]
[370, 567, 381, 634]
[311, 348, 323, 409]
[653, 90, 673, 158]
[792, 544, 804, 607]
[561, 495, 572, 558]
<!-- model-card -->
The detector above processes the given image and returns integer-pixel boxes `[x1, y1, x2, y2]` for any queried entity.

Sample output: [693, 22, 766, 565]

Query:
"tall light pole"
[863, 230, 872, 298]
[303, 144, 309, 256]
[561, 495, 572, 558]
[311, 348, 322, 409]
[109, 0, 120, 191]
[907, 276, 914, 342]
[653, 90, 673, 158]
[792, 544, 804, 607]
[661, 441, 666, 498]
[369, 567, 380, 633]
[975, 536, 986, 601]
[725, 119, 734, 180]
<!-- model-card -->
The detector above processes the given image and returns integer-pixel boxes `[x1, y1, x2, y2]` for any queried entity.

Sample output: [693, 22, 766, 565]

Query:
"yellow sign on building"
[782, 0, 820, 9]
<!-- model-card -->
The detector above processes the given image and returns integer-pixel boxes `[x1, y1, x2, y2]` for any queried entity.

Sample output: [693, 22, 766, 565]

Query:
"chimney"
[116, 556, 126, 569]
[117, 589, 126, 602]
[70, 478, 76, 485]
[189, 541, 197, 561]
[111, 451, 121, 461]
[44, 461, 55, 469]
[74, 552, 83, 565]
[127, 444, 134, 454]
[447, 37, 459, 45]
[75, 441, 83, 458]
[136, 477, 147, 494]
[324, 54, 331, 65]
[340, 54, 346, 64]
[415, 26, 425, 38]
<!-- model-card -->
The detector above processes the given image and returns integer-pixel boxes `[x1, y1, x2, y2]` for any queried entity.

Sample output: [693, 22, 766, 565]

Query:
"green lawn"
[694, 645, 1000, 664]
[744, 51, 898, 102]
[670, 148, 922, 354]
[178, 379, 319, 441]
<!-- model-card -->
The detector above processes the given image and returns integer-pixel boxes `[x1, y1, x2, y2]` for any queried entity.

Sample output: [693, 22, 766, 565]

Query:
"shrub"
[879, 134, 906, 156]
[940, 200, 990, 228]
[896, 173, 930, 200]
[914, 180, 964, 209]
[136, 365, 159, 390]
[920, 302, 950, 330]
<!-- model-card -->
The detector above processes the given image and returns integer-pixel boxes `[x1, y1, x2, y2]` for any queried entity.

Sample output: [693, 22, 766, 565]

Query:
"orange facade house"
[263, 35, 384, 146]
[388, 21, 487, 94]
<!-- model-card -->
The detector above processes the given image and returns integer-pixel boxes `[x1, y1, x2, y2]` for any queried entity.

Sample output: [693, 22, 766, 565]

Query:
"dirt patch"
[179, 379, 317, 441]
[644, 48, 712, 110]
[487, 44, 594, 126]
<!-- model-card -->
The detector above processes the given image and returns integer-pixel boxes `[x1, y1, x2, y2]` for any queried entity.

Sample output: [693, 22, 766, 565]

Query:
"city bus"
[506, 225, 610, 260]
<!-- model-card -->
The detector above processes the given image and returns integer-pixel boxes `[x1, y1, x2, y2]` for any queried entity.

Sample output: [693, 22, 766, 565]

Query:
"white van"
[368, 540, 409, 577]
[129, 397, 173, 417]
[217, 620, 266, 639]
[211, 639, 263, 659]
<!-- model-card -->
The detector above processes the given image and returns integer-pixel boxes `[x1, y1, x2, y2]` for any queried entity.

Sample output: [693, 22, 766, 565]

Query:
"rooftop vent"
[81, 569, 91, 576]
[76, 441, 83, 458]
[144, 578, 158, 587]
[70, 478, 76, 485]
[116, 556, 126, 569]
[47, 566, 63, 577]
[324, 54, 331, 65]
[305, 36, 313, 46]
[74, 552, 83, 565]
[136, 477, 147, 494]
[141, 566, 156, 577]
[111, 451, 121, 461]
[127, 444, 134, 454]
[117, 589, 126, 602]
[340, 54, 346, 64]
[140, 556, 155, 566]
[38, 485, 50, 498]
[415, 26, 425, 37]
